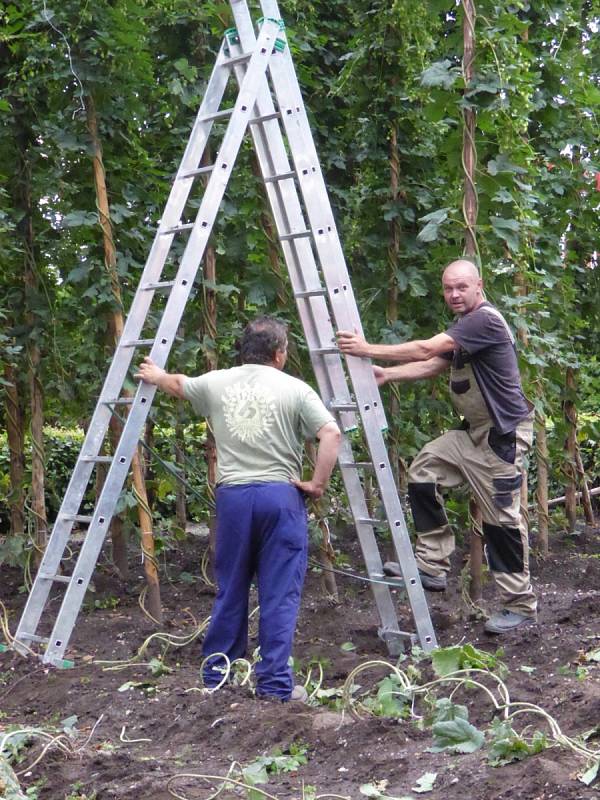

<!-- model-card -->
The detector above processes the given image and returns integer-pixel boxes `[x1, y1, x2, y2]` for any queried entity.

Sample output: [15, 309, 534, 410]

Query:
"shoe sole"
[484, 620, 537, 635]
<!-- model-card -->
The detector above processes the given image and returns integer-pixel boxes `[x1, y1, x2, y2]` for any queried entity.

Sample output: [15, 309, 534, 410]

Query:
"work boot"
[258, 685, 308, 703]
[484, 609, 536, 635]
[383, 562, 447, 592]
[290, 685, 308, 703]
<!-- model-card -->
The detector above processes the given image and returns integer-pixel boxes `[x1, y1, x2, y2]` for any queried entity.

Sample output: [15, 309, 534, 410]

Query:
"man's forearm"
[135, 357, 187, 398]
[155, 372, 187, 398]
[380, 357, 450, 383]
[312, 425, 341, 489]
[337, 330, 456, 363]
[364, 340, 433, 363]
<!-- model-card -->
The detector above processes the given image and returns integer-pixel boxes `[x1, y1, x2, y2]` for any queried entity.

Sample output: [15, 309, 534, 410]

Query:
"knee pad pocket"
[408, 481, 447, 532]
[483, 521, 524, 573]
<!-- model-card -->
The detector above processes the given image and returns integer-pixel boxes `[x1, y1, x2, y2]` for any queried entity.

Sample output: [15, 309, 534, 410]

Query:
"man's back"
[184, 364, 333, 485]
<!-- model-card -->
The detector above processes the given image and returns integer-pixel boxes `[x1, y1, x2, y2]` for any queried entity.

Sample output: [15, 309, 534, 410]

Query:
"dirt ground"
[1, 518, 600, 800]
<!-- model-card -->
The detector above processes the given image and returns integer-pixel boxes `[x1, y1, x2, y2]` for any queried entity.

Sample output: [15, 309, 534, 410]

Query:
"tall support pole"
[461, 0, 483, 603]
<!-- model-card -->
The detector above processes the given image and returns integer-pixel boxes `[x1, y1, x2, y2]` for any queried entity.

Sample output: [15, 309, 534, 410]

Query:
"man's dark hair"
[240, 316, 288, 365]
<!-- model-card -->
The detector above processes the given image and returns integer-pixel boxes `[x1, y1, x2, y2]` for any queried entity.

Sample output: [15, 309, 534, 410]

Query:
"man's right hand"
[336, 330, 371, 357]
[291, 478, 325, 500]
[373, 365, 388, 386]
[134, 356, 165, 386]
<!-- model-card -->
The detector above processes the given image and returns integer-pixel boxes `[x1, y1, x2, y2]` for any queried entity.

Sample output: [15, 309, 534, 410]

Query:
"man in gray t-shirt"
[136, 316, 340, 701]
[337, 260, 537, 635]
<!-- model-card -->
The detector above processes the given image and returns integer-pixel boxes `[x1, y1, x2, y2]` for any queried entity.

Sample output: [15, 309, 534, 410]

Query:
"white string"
[40, 0, 86, 117]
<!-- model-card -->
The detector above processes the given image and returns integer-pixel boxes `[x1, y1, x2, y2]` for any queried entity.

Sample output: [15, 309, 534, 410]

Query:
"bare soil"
[1, 521, 600, 800]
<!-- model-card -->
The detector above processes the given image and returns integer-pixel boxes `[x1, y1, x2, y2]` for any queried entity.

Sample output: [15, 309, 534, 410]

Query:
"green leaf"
[242, 760, 270, 787]
[579, 761, 600, 787]
[487, 154, 527, 176]
[488, 720, 548, 766]
[412, 772, 437, 793]
[417, 208, 450, 243]
[490, 216, 520, 251]
[430, 718, 485, 753]
[363, 675, 410, 718]
[431, 646, 462, 677]
[420, 60, 460, 89]
[584, 647, 600, 663]
[340, 641, 356, 652]
[424, 697, 469, 726]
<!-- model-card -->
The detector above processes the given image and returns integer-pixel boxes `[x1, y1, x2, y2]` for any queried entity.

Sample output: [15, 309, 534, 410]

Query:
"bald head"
[442, 259, 484, 316]
[443, 259, 481, 282]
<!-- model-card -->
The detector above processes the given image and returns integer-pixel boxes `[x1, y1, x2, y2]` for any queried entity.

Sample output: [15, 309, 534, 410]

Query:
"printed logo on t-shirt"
[222, 383, 276, 443]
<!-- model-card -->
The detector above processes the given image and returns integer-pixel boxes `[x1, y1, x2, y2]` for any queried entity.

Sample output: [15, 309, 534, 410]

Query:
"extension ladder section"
[12, 1, 436, 668]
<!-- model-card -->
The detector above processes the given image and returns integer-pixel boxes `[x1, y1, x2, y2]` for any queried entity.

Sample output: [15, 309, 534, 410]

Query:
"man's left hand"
[336, 330, 370, 357]
[291, 479, 325, 500]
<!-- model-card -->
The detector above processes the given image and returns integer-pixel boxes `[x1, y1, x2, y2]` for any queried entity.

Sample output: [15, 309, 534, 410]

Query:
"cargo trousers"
[410, 358, 537, 617]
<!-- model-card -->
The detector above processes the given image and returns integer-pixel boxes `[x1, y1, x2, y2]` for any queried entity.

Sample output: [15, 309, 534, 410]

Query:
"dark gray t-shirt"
[443, 302, 531, 434]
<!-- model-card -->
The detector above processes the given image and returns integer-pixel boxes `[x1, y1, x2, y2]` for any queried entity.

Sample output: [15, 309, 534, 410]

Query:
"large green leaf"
[430, 718, 485, 754]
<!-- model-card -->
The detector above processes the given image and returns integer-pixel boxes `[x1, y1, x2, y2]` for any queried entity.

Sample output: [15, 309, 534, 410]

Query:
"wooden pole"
[563, 367, 578, 533]
[87, 94, 162, 621]
[461, 0, 483, 600]
[3, 362, 26, 538]
[17, 128, 48, 566]
[535, 414, 550, 556]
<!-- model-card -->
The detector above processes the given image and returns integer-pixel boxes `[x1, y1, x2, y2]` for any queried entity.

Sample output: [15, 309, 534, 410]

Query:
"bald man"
[337, 260, 537, 634]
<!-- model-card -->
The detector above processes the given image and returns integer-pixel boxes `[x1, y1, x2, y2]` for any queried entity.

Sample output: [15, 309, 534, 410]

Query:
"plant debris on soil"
[1, 521, 600, 800]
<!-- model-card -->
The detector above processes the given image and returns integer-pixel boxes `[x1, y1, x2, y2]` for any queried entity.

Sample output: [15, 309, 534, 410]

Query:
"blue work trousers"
[201, 482, 308, 700]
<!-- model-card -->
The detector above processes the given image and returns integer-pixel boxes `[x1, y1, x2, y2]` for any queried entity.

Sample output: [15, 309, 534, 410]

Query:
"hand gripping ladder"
[12, 3, 436, 668]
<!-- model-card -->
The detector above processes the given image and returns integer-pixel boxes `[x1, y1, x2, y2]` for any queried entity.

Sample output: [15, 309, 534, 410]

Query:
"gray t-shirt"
[444, 302, 531, 434]
[183, 364, 335, 486]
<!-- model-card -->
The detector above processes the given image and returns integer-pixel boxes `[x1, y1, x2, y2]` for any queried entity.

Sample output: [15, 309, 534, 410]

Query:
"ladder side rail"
[40, 23, 282, 665]
[336, 439, 408, 650]
[359, 418, 438, 650]
[14, 41, 235, 653]
[227, 25, 356, 431]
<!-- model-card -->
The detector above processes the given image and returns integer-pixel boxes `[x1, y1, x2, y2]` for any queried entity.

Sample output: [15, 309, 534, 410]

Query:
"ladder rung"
[340, 461, 373, 469]
[294, 288, 326, 299]
[200, 108, 234, 123]
[357, 517, 387, 527]
[221, 52, 252, 68]
[249, 111, 281, 124]
[39, 572, 71, 584]
[330, 401, 358, 412]
[142, 281, 175, 292]
[63, 515, 93, 524]
[121, 339, 155, 348]
[280, 230, 311, 242]
[104, 397, 134, 406]
[161, 223, 194, 235]
[371, 572, 404, 583]
[311, 346, 339, 356]
[19, 633, 50, 644]
[180, 165, 215, 179]
[81, 456, 113, 463]
[264, 170, 296, 184]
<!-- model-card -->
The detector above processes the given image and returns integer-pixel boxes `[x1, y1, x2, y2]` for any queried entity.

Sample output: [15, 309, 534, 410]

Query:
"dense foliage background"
[0, 0, 598, 556]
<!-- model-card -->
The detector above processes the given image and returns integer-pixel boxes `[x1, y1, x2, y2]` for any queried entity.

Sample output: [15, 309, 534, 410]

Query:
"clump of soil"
[1, 522, 599, 800]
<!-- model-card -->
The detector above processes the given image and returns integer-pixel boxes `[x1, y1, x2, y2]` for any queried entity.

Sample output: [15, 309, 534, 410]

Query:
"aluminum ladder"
[12, 2, 436, 667]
